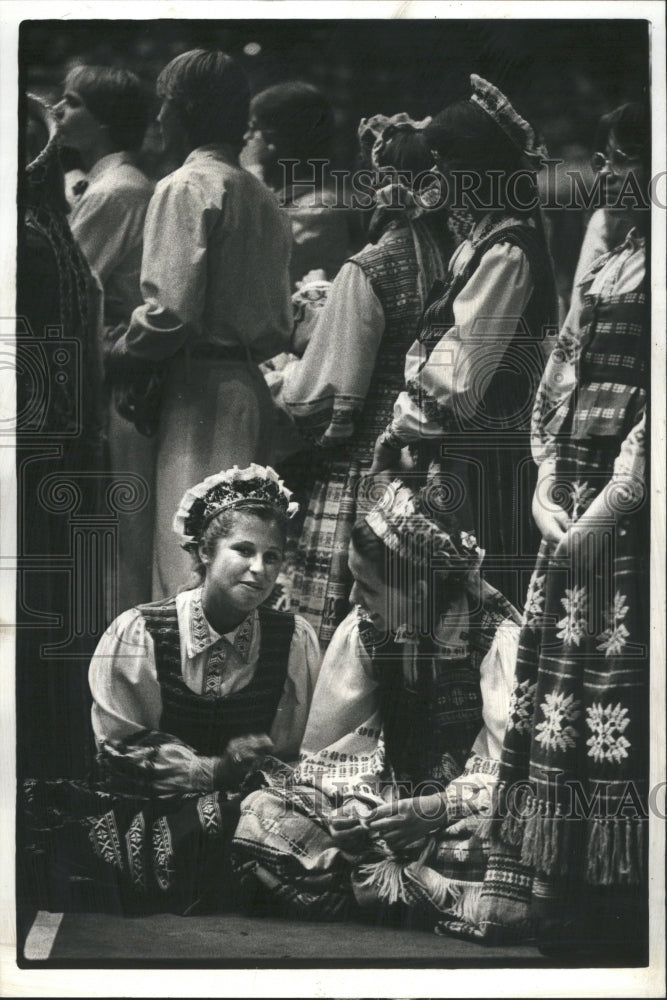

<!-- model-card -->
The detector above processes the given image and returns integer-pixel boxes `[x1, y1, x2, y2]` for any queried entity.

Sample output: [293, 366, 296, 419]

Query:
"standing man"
[107, 49, 293, 597]
[55, 65, 156, 610]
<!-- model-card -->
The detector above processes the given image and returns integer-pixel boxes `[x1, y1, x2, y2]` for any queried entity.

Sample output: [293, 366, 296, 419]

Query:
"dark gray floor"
[42, 912, 543, 962]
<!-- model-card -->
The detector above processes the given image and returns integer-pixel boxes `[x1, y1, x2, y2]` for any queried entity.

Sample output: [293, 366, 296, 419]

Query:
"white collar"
[577, 225, 646, 288]
[183, 144, 239, 168]
[86, 150, 132, 183]
[183, 588, 256, 660]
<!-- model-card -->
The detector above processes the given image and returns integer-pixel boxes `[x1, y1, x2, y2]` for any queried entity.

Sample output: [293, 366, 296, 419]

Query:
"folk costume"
[232, 481, 529, 936]
[22, 467, 321, 916]
[487, 228, 649, 955]
[380, 77, 559, 609]
[270, 113, 460, 646]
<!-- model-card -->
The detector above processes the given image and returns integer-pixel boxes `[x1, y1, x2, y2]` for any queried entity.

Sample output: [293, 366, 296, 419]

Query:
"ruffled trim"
[173, 463, 299, 546]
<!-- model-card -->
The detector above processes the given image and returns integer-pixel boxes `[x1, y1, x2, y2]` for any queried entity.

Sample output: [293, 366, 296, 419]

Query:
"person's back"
[70, 156, 153, 323]
[151, 145, 292, 360]
[106, 49, 294, 598]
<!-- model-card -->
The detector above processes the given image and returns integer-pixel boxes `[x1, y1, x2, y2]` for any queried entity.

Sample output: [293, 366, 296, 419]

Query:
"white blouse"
[280, 260, 385, 443]
[89, 588, 321, 791]
[388, 216, 534, 443]
[297, 606, 520, 798]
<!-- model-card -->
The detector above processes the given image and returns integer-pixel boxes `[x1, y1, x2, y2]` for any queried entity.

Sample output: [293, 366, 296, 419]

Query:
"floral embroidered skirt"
[493, 436, 649, 950]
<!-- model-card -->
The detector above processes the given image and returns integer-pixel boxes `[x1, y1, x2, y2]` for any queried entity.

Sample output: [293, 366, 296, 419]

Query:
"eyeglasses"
[591, 147, 643, 174]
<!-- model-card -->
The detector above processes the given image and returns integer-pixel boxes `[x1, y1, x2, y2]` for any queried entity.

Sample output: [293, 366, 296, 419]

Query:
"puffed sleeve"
[90, 609, 223, 795]
[293, 611, 384, 796]
[269, 615, 322, 762]
[89, 608, 163, 745]
[281, 261, 386, 445]
[388, 241, 533, 443]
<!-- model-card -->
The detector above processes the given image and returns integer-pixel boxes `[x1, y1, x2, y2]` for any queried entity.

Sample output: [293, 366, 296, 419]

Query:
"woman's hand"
[531, 475, 569, 544]
[215, 733, 275, 788]
[326, 806, 371, 853]
[370, 432, 402, 474]
[365, 794, 447, 852]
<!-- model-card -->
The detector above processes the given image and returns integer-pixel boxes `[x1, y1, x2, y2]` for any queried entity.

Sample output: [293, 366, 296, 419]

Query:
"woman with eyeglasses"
[572, 115, 647, 287]
[485, 102, 650, 959]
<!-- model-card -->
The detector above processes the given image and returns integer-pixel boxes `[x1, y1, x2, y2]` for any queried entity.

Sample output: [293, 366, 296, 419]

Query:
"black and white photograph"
[1, 1, 665, 996]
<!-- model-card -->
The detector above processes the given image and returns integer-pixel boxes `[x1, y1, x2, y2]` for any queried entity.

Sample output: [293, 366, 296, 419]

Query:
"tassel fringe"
[585, 817, 646, 885]
[355, 858, 407, 905]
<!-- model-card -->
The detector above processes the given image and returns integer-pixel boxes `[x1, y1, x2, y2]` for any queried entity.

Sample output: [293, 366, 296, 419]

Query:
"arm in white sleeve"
[89, 608, 224, 794]
[112, 174, 212, 362]
[268, 615, 322, 762]
[389, 241, 533, 443]
[611, 408, 646, 485]
[282, 261, 385, 444]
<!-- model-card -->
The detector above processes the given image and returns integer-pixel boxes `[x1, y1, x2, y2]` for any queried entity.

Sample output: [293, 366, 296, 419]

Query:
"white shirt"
[89, 588, 321, 789]
[119, 145, 294, 363]
[298, 607, 519, 787]
[69, 152, 153, 327]
[279, 261, 385, 443]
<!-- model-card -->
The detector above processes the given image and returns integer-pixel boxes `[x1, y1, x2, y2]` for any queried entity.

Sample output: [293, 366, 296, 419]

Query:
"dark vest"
[407, 220, 558, 433]
[348, 218, 450, 457]
[357, 585, 520, 786]
[137, 599, 295, 758]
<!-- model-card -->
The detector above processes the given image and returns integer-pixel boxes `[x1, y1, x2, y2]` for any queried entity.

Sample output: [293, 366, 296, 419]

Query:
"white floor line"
[23, 910, 64, 961]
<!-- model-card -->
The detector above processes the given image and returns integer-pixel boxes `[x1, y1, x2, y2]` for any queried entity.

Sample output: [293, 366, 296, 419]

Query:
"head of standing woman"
[155, 48, 250, 163]
[173, 465, 298, 633]
[592, 101, 650, 231]
[424, 75, 548, 218]
[53, 65, 152, 171]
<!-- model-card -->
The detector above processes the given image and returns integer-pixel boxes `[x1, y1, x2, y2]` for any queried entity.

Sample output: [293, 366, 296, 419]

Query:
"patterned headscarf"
[365, 478, 482, 573]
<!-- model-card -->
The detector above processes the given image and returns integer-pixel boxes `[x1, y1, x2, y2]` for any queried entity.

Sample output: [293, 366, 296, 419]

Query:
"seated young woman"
[22, 465, 320, 915]
[232, 477, 527, 934]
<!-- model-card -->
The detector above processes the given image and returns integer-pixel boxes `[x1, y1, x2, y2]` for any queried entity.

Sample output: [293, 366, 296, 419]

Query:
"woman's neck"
[200, 586, 249, 636]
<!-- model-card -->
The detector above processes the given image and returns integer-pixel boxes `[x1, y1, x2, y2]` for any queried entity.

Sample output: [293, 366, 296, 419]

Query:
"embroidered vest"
[569, 285, 648, 441]
[348, 219, 450, 456]
[408, 221, 558, 432]
[137, 599, 295, 757]
[357, 585, 518, 785]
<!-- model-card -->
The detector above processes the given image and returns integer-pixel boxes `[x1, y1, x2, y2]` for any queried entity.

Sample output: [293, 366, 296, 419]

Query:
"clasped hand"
[216, 733, 275, 788]
[328, 794, 448, 854]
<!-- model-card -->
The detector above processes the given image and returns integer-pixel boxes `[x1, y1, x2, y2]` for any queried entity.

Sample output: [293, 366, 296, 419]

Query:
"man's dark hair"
[250, 81, 334, 162]
[157, 48, 250, 149]
[64, 65, 152, 152]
